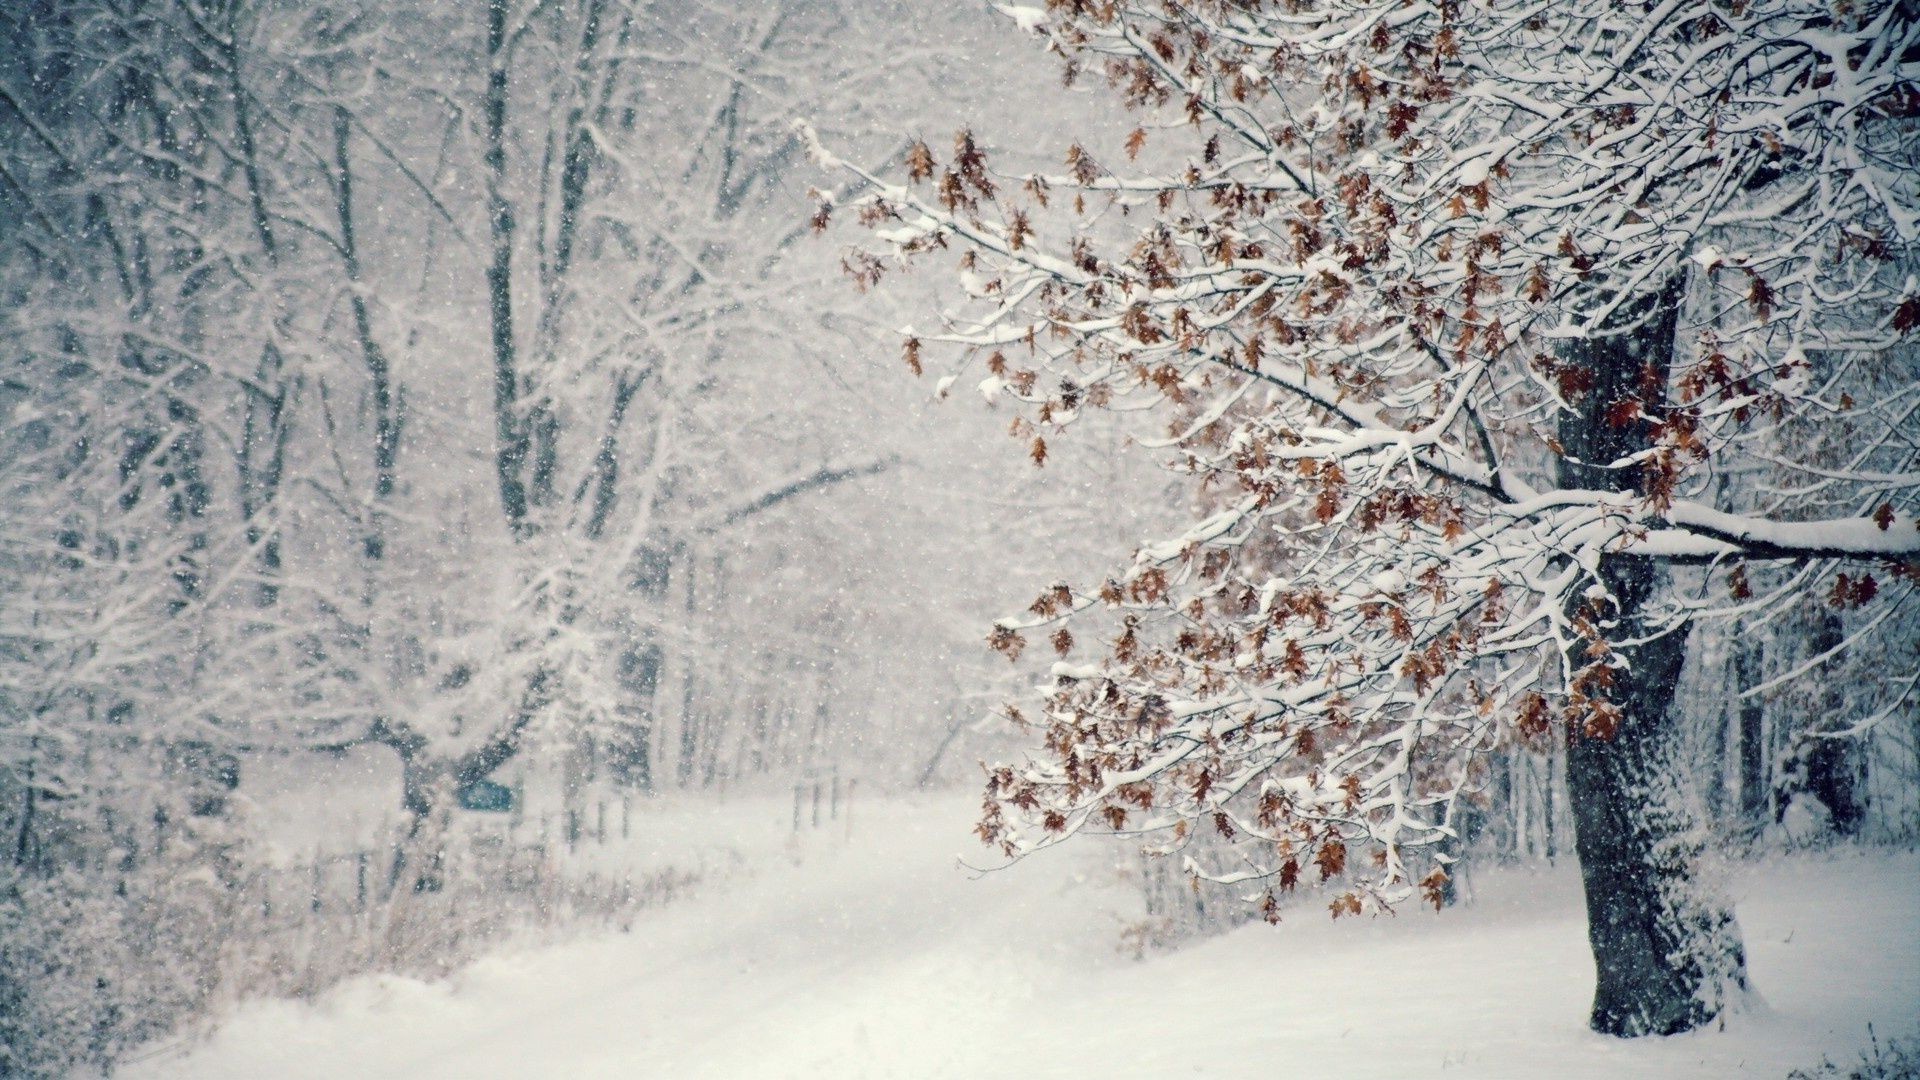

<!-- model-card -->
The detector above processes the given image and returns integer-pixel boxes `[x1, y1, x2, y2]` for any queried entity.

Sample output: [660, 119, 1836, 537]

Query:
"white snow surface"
[127, 796, 1919, 1079]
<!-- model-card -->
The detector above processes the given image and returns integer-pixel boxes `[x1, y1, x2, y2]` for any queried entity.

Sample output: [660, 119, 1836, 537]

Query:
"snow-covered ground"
[126, 795, 1918, 1079]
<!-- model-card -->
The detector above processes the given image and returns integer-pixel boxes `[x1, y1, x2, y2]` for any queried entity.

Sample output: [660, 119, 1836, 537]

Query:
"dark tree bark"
[676, 549, 710, 788]
[1734, 637, 1769, 831]
[236, 344, 289, 605]
[1781, 611, 1867, 834]
[370, 663, 553, 892]
[611, 642, 660, 791]
[1556, 275, 1747, 1037]
[1563, 557, 1745, 1035]
[213, 1, 275, 263]
[607, 544, 672, 789]
[1800, 738, 1867, 835]
[331, 106, 400, 560]
[218, 8, 292, 605]
[161, 396, 211, 612]
[13, 738, 38, 868]
[485, 0, 530, 539]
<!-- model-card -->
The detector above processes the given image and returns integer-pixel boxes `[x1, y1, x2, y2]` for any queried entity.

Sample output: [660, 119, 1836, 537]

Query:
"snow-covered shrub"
[0, 795, 713, 1077]
[1789, 1029, 1920, 1080]
[0, 816, 247, 1077]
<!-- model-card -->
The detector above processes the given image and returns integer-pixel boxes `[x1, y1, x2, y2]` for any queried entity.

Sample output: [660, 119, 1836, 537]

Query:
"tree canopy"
[821, 0, 1920, 1036]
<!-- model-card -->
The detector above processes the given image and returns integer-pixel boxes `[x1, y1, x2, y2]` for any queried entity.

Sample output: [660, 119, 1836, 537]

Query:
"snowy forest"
[1, 0, 1916, 1076]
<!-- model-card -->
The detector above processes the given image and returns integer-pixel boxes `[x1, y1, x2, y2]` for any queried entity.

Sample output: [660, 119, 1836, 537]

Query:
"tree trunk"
[1800, 737, 1866, 835]
[331, 106, 401, 560]
[400, 755, 438, 820]
[1782, 611, 1867, 834]
[1556, 276, 1747, 1037]
[14, 741, 37, 868]
[611, 642, 659, 791]
[1734, 637, 1768, 832]
[609, 544, 672, 789]
[237, 344, 289, 606]
[485, 0, 531, 539]
[1563, 556, 1745, 1035]
[676, 548, 701, 788]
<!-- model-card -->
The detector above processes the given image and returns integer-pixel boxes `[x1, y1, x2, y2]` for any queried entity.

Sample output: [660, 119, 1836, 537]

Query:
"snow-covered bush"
[0, 797, 709, 1077]
[0, 801, 246, 1076]
[1789, 1029, 1920, 1080]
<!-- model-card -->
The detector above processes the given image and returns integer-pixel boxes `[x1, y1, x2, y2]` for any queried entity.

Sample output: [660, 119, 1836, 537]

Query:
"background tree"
[822, 0, 1920, 1037]
[0, 1, 1154, 1067]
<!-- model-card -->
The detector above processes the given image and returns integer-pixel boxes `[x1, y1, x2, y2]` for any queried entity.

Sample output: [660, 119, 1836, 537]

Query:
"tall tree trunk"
[612, 641, 659, 791]
[609, 543, 671, 789]
[218, 1, 276, 263]
[485, 0, 530, 538]
[222, 8, 292, 605]
[162, 396, 211, 613]
[676, 547, 700, 788]
[1563, 557, 1745, 1035]
[1734, 637, 1768, 831]
[1557, 276, 1747, 1037]
[370, 716, 434, 819]
[1786, 610, 1867, 834]
[332, 106, 400, 559]
[237, 344, 288, 606]
[13, 738, 38, 868]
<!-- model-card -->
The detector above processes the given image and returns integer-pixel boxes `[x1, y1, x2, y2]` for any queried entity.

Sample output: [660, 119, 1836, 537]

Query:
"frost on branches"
[819, 0, 1920, 1038]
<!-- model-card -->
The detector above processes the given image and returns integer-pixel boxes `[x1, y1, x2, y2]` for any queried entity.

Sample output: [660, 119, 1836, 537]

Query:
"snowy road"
[129, 797, 1920, 1079]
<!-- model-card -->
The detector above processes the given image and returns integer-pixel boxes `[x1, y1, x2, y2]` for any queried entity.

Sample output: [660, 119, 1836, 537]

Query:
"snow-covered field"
[126, 795, 1918, 1079]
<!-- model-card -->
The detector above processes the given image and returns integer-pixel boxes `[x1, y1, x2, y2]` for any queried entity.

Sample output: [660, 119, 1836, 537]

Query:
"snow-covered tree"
[823, 0, 1920, 1036]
